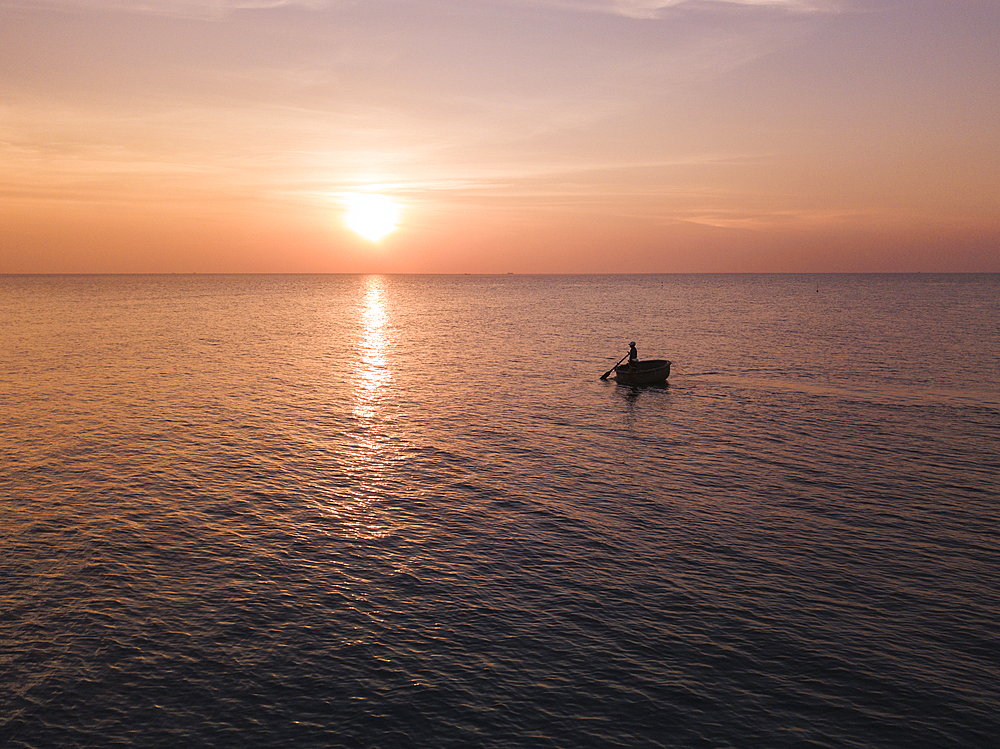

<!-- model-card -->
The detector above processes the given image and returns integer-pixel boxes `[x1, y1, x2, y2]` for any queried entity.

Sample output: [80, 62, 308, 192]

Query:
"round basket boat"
[613, 359, 671, 385]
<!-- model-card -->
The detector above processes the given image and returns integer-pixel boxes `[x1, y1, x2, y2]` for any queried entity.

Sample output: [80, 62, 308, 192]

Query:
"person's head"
[629, 342, 636, 347]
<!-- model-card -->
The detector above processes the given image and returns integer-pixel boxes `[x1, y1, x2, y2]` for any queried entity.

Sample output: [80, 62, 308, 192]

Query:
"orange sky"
[2, 0, 998, 273]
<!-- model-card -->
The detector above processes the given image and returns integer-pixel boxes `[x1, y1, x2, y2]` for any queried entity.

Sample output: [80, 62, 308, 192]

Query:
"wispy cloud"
[511, 0, 846, 19]
[3, 0, 847, 18]
[0, 0, 332, 19]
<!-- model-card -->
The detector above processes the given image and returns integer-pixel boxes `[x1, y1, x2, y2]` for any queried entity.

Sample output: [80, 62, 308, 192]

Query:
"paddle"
[600, 353, 629, 381]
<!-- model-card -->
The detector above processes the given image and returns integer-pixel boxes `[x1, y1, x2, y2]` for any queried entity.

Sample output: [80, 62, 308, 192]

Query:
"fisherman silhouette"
[628, 341, 638, 368]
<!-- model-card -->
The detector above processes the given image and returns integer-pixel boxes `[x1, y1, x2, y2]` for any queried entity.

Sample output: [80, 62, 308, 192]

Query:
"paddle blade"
[600, 353, 627, 380]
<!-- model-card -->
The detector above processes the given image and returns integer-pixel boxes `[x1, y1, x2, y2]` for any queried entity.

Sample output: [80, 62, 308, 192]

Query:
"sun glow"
[343, 193, 401, 242]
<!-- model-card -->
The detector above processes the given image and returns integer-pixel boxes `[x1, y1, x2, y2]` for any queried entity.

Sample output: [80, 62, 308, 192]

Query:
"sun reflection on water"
[355, 277, 390, 421]
[333, 276, 398, 540]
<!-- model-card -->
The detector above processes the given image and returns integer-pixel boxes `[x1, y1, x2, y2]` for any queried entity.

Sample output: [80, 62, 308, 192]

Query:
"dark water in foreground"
[1, 274, 998, 748]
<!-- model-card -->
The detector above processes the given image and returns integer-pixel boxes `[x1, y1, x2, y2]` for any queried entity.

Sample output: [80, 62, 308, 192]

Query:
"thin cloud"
[513, 0, 845, 19]
[3, 0, 849, 17]
[0, 0, 332, 18]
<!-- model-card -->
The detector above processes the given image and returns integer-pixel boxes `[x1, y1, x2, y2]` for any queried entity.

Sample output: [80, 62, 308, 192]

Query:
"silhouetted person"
[628, 341, 638, 368]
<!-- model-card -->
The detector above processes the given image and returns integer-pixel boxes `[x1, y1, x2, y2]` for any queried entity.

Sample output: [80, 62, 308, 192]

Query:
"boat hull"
[614, 359, 671, 385]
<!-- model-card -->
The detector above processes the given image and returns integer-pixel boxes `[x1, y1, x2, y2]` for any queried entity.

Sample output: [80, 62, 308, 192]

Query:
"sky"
[1, 0, 998, 273]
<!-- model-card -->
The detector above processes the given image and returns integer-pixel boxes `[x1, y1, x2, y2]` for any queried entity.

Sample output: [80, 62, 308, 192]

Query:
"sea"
[1, 273, 998, 748]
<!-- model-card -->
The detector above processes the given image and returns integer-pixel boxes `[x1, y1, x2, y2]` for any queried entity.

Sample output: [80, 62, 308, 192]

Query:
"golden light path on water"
[355, 276, 390, 420]
[336, 276, 395, 539]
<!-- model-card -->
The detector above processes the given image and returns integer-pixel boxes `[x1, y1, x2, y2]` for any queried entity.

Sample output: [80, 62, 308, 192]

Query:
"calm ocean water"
[1, 273, 998, 748]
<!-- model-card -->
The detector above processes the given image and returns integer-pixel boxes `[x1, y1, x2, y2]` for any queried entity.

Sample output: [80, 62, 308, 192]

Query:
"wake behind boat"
[613, 359, 671, 385]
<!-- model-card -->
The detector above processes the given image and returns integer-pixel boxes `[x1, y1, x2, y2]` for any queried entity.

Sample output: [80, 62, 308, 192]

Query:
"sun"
[343, 193, 400, 242]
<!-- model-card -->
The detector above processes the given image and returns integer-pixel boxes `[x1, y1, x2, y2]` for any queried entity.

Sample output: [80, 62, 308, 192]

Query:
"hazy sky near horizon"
[2, 0, 998, 272]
